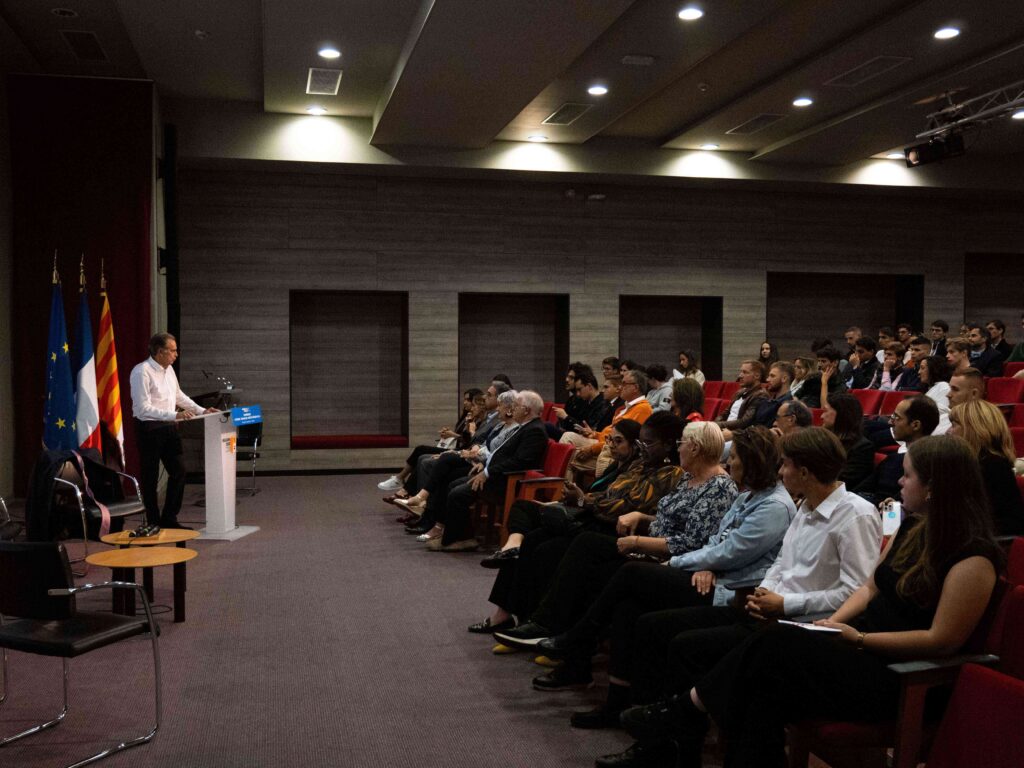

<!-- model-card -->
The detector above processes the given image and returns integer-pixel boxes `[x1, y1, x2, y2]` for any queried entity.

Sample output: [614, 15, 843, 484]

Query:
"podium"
[193, 411, 259, 541]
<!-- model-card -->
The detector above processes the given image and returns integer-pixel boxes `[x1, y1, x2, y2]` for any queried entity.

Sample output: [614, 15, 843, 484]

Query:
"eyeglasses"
[675, 438, 691, 448]
[635, 438, 657, 448]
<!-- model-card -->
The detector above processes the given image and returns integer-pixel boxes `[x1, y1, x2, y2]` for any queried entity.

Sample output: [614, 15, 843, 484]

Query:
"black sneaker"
[532, 661, 592, 691]
[493, 621, 552, 650]
[620, 696, 709, 743]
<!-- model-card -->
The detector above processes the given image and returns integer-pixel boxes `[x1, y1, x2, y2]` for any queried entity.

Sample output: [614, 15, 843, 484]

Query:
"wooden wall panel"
[176, 166, 1024, 471]
[619, 296, 704, 374]
[964, 254, 1024, 338]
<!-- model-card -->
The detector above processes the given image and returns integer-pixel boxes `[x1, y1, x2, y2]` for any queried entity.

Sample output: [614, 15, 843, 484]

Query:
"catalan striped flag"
[44, 263, 77, 451]
[74, 259, 102, 451]
[96, 267, 124, 465]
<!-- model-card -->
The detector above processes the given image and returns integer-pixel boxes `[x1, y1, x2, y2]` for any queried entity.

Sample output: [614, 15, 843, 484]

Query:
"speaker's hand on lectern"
[176, 410, 194, 421]
[203, 407, 219, 414]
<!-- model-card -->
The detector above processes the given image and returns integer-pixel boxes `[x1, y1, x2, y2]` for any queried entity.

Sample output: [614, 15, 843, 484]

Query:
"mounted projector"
[904, 133, 965, 167]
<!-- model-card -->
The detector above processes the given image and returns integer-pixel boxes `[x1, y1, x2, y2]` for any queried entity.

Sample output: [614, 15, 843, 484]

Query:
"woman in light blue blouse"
[536, 427, 796, 728]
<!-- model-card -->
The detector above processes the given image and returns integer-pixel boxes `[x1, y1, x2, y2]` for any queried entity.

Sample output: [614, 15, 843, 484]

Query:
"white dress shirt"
[130, 357, 203, 422]
[759, 483, 881, 617]
[925, 381, 951, 435]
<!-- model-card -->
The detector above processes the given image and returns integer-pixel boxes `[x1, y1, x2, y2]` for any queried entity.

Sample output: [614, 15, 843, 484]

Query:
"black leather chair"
[0, 497, 20, 542]
[236, 422, 263, 496]
[0, 541, 160, 767]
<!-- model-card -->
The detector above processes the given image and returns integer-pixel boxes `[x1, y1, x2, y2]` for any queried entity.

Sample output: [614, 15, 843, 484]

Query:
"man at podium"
[129, 332, 218, 529]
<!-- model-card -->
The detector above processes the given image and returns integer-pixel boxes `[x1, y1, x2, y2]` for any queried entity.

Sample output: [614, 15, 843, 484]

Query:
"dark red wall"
[8, 74, 153, 488]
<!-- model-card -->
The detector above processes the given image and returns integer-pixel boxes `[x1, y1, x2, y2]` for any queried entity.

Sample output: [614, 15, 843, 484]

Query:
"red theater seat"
[703, 381, 724, 399]
[879, 390, 913, 417]
[850, 389, 884, 416]
[988, 377, 1024, 404]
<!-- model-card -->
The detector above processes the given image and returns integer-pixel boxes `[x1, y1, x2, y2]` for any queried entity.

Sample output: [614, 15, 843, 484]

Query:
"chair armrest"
[888, 653, 999, 680]
[518, 476, 568, 487]
[49, 582, 160, 634]
[53, 477, 86, 514]
[113, 471, 143, 503]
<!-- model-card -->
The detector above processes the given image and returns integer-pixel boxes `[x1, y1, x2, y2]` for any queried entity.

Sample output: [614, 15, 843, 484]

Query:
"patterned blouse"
[589, 459, 684, 525]
[649, 472, 738, 556]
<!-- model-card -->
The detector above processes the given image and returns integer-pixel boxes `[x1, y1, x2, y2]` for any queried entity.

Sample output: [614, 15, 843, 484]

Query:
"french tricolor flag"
[75, 284, 102, 450]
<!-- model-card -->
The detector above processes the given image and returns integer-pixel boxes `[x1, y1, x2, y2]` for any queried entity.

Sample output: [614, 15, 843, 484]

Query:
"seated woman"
[788, 356, 816, 400]
[675, 350, 705, 386]
[949, 399, 1024, 535]
[821, 392, 874, 489]
[471, 415, 681, 634]
[758, 341, 779, 369]
[494, 421, 738, 675]
[397, 390, 518, 537]
[533, 427, 795, 720]
[919, 354, 953, 434]
[609, 435, 1002, 768]
[671, 378, 704, 423]
[377, 388, 481, 493]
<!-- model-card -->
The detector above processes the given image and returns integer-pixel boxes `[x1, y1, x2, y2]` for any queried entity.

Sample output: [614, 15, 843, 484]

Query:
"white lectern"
[194, 411, 259, 541]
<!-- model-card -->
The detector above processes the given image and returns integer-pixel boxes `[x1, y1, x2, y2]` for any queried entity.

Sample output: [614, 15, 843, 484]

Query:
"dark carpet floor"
[3, 475, 642, 768]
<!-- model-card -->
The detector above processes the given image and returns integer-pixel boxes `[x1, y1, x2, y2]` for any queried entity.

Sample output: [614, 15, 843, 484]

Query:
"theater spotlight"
[904, 133, 965, 167]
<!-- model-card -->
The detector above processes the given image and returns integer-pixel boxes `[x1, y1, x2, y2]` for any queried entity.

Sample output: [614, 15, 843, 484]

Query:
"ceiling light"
[318, 47, 341, 59]
[933, 27, 960, 40]
[306, 106, 327, 116]
[588, 85, 608, 96]
[1012, 109, 1024, 120]
[50, 8, 78, 18]
[677, 7, 704, 21]
[526, 135, 549, 142]
[792, 97, 814, 107]
[886, 152, 905, 160]
[699, 143, 720, 150]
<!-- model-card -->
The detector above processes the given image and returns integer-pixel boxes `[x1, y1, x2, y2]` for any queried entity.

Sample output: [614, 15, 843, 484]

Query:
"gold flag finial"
[52, 250, 59, 284]
[79, 253, 86, 293]
[100, 258, 107, 293]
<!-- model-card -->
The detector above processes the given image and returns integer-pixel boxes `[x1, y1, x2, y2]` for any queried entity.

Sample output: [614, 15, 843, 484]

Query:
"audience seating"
[702, 398, 722, 421]
[810, 408, 825, 426]
[987, 377, 1024, 405]
[1007, 538, 1024, 587]
[0, 497, 20, 542]
[477, 439, 574, 545]
[0, 541, 161, 765]
[878, 390, 913, 417]
[850, 389, 884, 416]
[1004, 362, 1024, 377]
[703, 381, 724, 399]
[926, 586, 1024, 768]
[873, 452, 888, 468]
[1009, 404, 1024, 427]
[541, 402, 555, 422]
[719, 381, 741, 400]
[1010, 427, 1024, 458]
[786, 579, 1013, 768]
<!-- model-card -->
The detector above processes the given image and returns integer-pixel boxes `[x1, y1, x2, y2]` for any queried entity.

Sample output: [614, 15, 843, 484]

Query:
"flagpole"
[53, 249, 58, 284]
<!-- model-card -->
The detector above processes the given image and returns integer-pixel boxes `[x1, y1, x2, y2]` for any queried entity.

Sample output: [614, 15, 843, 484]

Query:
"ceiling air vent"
[306, 68, 343, 96]
[825, 56, 911, 88]
[542, 102, 593, 126]
[60, 30, 108, 62]
[726, 113, 785, 135]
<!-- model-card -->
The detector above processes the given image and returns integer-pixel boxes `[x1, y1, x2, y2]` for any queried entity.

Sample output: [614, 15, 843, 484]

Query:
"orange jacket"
[586, 397, 653, 456]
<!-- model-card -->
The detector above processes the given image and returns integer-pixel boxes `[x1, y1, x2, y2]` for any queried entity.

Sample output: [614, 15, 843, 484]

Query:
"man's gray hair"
[517, 390, 545, 417]
[496, 390, 518, 408]
[491, 380, 512, 396]
[627, 368, 649, 394]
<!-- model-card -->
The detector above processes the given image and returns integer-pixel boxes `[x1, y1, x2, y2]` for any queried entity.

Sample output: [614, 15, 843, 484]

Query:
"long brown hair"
[889, 436, 999, 605]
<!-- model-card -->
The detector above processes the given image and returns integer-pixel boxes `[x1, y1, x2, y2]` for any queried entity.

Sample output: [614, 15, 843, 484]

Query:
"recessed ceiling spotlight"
[934, 27, 960, 39]
[1012, 109, 1024, 120]
[792, 97, 814, 107]
[588, 85, 609, 96]
[699, 143, 720, 150]
[886, 152, 905, 160]
[318, 47, 341, 59]
[677, 6, 704, 21]
[50, 8, 78, 18]
[527, 135, 549, 143]
[306, 106, 327, 116]
[194, 29, 210, 40]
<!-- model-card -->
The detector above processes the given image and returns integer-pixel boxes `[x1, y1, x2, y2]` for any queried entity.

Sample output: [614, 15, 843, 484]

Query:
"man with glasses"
[853, 395, 939, 507]
[928, 320, 949, 357]
[129, 332, 217, 528]
[562, 369, 652, 476]
[771, 400, 811, 438]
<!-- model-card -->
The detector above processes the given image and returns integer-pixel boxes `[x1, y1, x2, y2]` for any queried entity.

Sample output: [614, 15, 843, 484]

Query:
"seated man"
[715, 361, 768, 433]
[1005, 313, 1024, 365]
[929, 319, 949, 357]
[645, 364, 673, 413]
[547, 367, 610, 440]
[894, 335, 931, 391]
[966, 323, 1005, 377]
[545, 363, 586, 440]
[796, 346, 847, 408]
[771, 399, 812, 439]
[846, 336, 881, 389]
[875, 342, 907, 390]
[874, 327, 894, 364]
[986, 319, 1013, 361]
[562, 371, 652, 477]
[428, 390, 549, 552]
[853, 395, 939, 506]
[895, 323, 915, 362]
[948, 366, 986, 406]
[724, 362, 793, 442]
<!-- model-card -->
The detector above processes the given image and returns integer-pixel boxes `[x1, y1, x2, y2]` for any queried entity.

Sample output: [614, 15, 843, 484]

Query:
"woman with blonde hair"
[949, 400, 1023, 534]
[789, 356, 817, 399]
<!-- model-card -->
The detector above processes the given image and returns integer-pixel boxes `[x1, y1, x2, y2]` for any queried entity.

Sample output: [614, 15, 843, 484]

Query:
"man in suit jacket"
[967, 324, 1005, 377]
[431, 390, 548, 551]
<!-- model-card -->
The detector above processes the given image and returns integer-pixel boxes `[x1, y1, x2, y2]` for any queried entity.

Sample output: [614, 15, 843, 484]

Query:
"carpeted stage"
[4, 475, 639, 768]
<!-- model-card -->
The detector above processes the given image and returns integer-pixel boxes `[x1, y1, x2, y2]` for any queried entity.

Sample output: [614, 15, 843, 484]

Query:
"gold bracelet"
[856, 631, 866, 650]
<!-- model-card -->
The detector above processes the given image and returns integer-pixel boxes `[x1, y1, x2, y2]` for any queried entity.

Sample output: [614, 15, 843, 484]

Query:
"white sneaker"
[377, 475, 403, 491]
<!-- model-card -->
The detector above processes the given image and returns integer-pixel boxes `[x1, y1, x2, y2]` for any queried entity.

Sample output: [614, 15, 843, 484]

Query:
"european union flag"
[44, 281, 77, 450]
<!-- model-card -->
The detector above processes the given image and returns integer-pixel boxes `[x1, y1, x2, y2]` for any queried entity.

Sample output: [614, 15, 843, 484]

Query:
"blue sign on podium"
[231, 404, 263, 425]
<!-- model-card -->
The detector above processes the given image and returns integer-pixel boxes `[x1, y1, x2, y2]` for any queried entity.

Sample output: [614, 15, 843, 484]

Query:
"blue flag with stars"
[44, 281, 77, 450]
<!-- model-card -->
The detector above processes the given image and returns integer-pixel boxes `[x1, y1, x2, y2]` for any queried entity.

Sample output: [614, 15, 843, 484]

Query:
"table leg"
[143, 567, 154, 603]
[176, 542, 188, 591]
[111, 567, 126, 614]
[173, 562, 187, 622]
[124, 568, 136, 616]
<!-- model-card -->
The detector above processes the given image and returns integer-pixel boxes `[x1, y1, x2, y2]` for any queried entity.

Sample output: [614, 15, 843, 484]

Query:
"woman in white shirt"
[920, 355, 953, 435]
[675, 349, 706, 386]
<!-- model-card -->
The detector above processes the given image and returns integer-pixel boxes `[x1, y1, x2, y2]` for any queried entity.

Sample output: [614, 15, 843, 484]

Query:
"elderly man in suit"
[427, 390, 548, 552]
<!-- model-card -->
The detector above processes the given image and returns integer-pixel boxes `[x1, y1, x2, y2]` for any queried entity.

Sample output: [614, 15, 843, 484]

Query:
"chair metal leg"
[0, 649, 7, 705]
[248, 454, 259, 496]
[0, 657, 69, 746]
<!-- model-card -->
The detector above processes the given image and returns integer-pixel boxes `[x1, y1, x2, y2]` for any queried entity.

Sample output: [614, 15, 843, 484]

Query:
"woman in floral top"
[493, 421, 738, 658]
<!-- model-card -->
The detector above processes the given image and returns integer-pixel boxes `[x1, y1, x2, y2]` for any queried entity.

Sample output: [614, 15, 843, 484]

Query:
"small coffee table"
[100, 528, 200, 595]
[86, 547, 198, 623]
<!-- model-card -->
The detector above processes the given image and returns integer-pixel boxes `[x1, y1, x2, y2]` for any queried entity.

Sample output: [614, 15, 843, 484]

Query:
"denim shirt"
[669, 483, 797, 606]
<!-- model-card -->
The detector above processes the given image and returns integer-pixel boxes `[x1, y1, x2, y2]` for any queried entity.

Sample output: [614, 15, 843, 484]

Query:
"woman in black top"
[821, 392, 874, 490]
[606, 435, 1002, 768]
[949, 399, 1024, 535]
